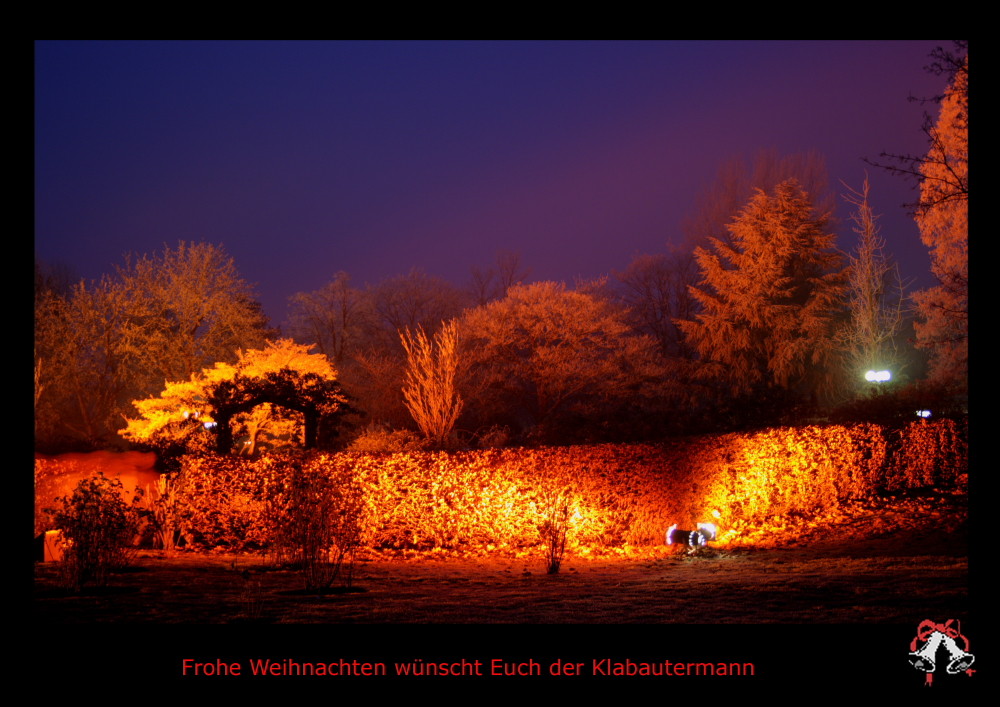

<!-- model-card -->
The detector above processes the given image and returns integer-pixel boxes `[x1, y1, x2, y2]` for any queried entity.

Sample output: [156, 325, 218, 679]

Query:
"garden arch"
[208, 370, 350, 455]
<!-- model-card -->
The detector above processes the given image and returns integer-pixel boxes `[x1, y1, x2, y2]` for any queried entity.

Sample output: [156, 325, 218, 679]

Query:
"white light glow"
[697, 523, 718, 541]
[916, 409, 932, 418]
[865, 370, 891, 382]
[666, 524, 678, 545]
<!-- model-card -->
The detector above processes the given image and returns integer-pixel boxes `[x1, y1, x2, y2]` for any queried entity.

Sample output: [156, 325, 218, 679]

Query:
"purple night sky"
[34, 40, 952, 327]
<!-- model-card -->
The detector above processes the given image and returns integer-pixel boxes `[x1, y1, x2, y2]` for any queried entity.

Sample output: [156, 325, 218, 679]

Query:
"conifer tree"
[678, 179, 846, 403]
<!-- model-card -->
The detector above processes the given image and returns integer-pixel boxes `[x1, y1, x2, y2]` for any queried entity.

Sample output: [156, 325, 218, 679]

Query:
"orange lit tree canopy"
[120, 340, 352, 456]
[678, 179, 846, 402]
[912, 55, 968, 392]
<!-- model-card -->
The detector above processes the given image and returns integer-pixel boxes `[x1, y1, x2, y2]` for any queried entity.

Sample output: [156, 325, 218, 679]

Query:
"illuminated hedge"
[36, 419, 965, 552]
[162, 418, 966, 552]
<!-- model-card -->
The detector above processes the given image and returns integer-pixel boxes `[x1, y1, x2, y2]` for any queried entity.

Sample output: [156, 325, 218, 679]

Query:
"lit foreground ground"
[34, 493, 969, 624]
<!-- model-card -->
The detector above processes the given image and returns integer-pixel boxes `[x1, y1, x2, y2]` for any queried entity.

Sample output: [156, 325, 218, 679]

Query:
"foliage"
[34, 242, 272, 450]
[265, 454, 364, 592]
[209, 368, 351, 453]
[459, 281, 665, 439]
[121, 339, 350, 457]
[346, 423, 427, 454]
[49, 473, 140, 590]
[911, 54, 968, 392]
[678, 179, 846, 405]
[885, 417, 967, 491]
[400, 321, 463, 447]
[134, 474, 180, 552]
[34, 277, 146, 448]
[170, 454, 277, 550]
[116, 241, 272, 385]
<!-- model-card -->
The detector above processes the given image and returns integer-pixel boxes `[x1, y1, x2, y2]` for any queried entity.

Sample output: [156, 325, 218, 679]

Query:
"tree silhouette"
[683, 149, 835, 252]
[613, 248, 699, 359]
[286, 271, 372, 367]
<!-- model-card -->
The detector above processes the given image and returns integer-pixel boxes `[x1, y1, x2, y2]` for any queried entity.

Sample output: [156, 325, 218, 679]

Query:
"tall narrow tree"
[838, 177, 907, 390]
[400, 320, 463, 448]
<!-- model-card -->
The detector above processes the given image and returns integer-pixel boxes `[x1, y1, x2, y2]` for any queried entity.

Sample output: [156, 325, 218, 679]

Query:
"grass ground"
[34, 492, 969, 625]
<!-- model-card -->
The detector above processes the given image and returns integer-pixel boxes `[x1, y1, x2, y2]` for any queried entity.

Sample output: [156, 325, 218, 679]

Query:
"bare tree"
[838, 177, 908, 389]
[286, 272, 372, 366]
[400, 320, 463, 447]
[614, 246, 699, 359]
[467, 250, 531, 306]
[370, 268, 466, 347]
[495, 250, 530, 294]
[683, 149, 835, 251]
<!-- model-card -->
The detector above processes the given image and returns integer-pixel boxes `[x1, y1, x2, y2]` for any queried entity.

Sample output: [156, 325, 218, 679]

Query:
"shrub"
[134, 474, 180, 552]
[537, 481, 575, 574]
[346, 423, 426, 454]
[886, 418, 968, 490]
[267, 454, 364, 592]
[172, 454, 277, 550]
[50, 473, 140, 590]
[475, 425, 511, 449]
